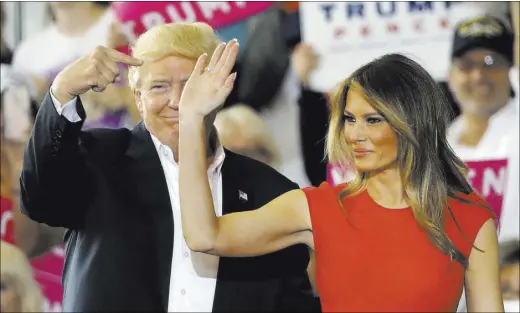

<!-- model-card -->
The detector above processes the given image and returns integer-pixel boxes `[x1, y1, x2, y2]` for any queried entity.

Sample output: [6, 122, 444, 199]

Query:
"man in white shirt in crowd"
[13, 2, 137, 128]
[448, 15, 519, 243]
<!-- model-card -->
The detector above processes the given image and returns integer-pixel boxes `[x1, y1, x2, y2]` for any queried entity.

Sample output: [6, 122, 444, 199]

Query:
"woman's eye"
[367, 117, 382, 124]
[343, 115, 355, 123]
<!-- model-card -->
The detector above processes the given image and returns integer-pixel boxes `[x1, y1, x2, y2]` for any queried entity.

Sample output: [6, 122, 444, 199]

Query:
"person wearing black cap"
[448, 15, 519, 241]
[449, 15, 515, 119]
[448, 15, 519, 312]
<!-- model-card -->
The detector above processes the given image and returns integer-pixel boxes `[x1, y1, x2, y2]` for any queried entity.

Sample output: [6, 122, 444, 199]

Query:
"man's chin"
[161, 118, 179, 130]
[163, 117, 180, 124]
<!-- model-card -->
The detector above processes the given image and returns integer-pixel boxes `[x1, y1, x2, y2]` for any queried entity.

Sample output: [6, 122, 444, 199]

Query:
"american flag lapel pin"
[238, 190, 248, 202]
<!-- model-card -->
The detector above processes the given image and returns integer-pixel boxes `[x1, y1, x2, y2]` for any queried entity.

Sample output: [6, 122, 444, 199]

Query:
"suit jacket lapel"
[125, 122, 173, 311]
[220, 150, 255, 215]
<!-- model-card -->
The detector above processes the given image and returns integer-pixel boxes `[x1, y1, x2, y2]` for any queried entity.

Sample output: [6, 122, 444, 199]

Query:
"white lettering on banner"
[318, 2, 454, 22]
[198, 2, 232, 20]
[467, 168, 476, 186]
[119, 20, 138, 44]
[482, 166, 506, 197]
[166, 2, 197, 23]
[1, 210, 12, 238]
[126, 1, 253, 33]
[141, 12, 167, 31]
[43, 298, 62, 313]
[300, 1, 460, 92]
[464, 159, 508, 221]
[51, 246, 65, 257]
[114, 1, 272, 51]
[466, 165, 506, 196]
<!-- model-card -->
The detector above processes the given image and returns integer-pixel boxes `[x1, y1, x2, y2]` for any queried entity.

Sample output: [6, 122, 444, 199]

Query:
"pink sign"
[31, 248, 65, 312]
[327, 162, 355, 186]
[465, 159, 508, 223]
[1, 197, 64, 312]
[111, 1, 273, 44]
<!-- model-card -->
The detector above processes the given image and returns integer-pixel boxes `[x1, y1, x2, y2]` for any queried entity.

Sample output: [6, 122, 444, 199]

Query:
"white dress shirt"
[50, 91, 226, 312]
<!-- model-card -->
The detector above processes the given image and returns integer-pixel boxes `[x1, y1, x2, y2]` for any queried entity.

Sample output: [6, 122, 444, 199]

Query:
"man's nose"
[167, 92, 180, 109]
[167, 99, 179, 109]
[469, 67, 487, 83]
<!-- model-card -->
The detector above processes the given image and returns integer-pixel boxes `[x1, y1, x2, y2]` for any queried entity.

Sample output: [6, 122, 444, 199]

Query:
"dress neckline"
[360, 189, 410, 212]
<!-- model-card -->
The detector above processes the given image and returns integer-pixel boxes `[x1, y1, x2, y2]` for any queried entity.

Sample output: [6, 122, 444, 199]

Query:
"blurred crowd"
[0, 1, 519, 312]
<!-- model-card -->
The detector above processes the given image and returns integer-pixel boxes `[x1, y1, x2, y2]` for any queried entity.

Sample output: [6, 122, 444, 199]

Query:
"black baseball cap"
[451, 16, 514, 63]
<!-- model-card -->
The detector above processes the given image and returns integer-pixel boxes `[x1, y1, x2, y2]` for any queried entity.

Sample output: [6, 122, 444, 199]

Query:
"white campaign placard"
[300, 1, 461, 92]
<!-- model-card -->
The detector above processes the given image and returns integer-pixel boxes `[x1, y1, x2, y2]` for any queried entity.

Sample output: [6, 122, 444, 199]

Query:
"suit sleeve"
[20, 92, 92, 229]
[298, 87, 329, 187]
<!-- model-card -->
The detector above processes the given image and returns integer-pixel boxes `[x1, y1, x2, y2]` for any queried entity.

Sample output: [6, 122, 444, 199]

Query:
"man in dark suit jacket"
[19, 23, 320, 312]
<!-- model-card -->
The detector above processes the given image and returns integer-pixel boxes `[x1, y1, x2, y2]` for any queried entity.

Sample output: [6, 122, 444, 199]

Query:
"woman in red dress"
[176, 41, 504, 312]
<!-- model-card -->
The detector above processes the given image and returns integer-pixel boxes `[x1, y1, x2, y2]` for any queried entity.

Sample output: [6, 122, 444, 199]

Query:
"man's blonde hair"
[128, 22, 222, 90]
[0, 241, 44, 312]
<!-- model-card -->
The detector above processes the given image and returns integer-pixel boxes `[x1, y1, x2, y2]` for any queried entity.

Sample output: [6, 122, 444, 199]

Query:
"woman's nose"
[345, 123, 367, 143]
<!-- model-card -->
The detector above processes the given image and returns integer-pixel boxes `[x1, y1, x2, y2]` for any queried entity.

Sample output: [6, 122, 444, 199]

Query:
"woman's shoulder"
[303, 181, 346, 199]
[302, 182, 348, 218]
[447, 192, 496, 252]
[301, 182, 346, 234]
[448, 192, 495, 219]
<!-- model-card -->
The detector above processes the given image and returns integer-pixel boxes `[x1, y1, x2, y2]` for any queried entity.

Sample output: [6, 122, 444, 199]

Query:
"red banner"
[1, 197, 63, 312]
[31, 248, 65, 312]
[111, 1, 273, 44]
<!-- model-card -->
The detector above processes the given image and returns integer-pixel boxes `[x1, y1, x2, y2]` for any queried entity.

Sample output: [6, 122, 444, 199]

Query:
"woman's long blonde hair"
[326, 54, 494, 267]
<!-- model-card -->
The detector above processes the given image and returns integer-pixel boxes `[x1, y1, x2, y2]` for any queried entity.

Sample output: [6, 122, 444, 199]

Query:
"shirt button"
[162, 148, 168, 157]
[183, 252, 189, 258]
[180, 289, 186, 295]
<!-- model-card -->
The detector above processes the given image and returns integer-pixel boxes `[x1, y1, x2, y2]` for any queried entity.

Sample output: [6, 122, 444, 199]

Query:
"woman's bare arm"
[465, 219, 504, 312]
[179, 119, 313, 257]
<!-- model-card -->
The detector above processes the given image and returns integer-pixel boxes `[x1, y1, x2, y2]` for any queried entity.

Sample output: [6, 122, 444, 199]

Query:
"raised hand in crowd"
[51, 46, 142, 105]
[291, 43, 319, 88]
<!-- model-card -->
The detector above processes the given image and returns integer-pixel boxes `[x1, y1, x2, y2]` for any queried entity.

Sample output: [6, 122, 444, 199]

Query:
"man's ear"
[134, 90, 143, 116]
[447, 65, 455, 89]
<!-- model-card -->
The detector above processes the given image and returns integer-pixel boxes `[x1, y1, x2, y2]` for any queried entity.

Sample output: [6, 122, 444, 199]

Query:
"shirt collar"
[150, 133, 226, 174]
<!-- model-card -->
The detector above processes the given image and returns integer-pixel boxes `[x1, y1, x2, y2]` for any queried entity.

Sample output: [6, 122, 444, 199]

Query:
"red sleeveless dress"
[303, 182, 494, 312]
